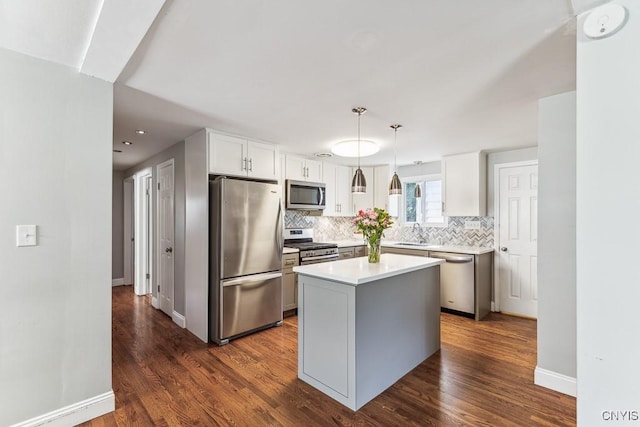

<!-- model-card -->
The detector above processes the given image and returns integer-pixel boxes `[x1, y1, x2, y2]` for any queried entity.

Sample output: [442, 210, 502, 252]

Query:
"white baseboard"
[534, 366, 576, 397]
[151, 296, 159, 309]
[111, 278, 124, 287]
[11, 390, 115, 427]
[172, 311, 186, 328]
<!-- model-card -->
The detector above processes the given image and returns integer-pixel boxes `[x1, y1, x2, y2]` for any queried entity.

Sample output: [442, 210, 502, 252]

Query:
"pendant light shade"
[352, 167, 367, 193]
[414, 183, 422, 198]
[389, 124, 403, 195]
[351, 107, 367, 194]
[389, 172, 402, 195]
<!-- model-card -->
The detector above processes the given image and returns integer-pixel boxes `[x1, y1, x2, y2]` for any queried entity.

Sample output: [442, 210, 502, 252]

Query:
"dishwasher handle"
[429, 253, 474, 263]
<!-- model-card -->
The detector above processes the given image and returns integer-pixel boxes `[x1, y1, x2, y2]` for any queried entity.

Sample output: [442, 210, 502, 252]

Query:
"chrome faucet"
[412, 223, 426, 243]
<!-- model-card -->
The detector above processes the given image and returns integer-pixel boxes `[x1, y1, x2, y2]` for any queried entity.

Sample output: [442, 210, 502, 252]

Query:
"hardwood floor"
[82, 286, 575, 426]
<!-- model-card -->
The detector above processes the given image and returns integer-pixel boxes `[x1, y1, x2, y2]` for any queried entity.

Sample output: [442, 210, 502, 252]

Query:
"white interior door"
[134, 169, 152, 295]
[497, 163, 538, 318]
[157, 159, 175, 317]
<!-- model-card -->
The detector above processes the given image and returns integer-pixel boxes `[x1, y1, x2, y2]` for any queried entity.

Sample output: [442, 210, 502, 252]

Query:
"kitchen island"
[293, 254, 444, 411]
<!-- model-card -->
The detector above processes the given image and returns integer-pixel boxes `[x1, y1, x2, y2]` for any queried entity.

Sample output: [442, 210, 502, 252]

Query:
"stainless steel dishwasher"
[428, 252, 475, 316]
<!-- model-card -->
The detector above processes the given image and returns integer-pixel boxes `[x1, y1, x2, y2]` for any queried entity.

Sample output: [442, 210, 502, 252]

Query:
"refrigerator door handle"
[222, 272, 283, 287]
[276, 200, 283, 251]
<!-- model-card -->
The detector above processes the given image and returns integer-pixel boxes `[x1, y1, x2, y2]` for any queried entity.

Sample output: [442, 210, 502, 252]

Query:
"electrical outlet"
[464, 220, 481, 230]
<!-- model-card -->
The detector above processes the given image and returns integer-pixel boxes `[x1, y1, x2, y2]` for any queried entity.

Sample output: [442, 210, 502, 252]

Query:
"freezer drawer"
[220, 272, 283, 340]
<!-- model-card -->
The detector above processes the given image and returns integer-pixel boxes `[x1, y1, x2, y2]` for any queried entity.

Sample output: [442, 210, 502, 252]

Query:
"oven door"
[286, 180, 326, 210]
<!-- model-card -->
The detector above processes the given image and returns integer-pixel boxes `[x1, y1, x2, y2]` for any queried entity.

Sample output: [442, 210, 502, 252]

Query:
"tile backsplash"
[284, 210, 494, 248]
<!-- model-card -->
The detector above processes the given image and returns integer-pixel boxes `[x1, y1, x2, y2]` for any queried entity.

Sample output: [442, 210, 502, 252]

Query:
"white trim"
[534, 366, 576, 397]
[10, 390, 114, 427]
[493, 160, 538, 312]
[151, 296, 159, 309]
[112, 278, 124, 287]
[172, 310, 186, 328]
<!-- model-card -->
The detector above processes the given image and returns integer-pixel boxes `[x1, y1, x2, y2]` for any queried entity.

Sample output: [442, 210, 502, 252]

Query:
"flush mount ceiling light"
[122, 140, 133, 145]
[135, 129, 146, 135]
[583, 3, 627, 39]
[388, 124, 402, 195]
[331, 139, 379, 157]
[314, 152, 333, 158]
[351, 107, 367, 194]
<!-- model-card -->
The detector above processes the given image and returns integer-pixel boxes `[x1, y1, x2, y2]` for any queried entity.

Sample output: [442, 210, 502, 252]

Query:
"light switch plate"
[16, 225, 37, 247]
[465, 220, 481, 230]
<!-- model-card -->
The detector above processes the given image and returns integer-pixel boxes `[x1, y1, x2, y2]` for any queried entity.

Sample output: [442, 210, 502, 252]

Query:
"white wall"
[536, 92, 576, 395]
[576, 1, 640, 424]
[486, 147, 537, 217]
[0, 48, 113, 425]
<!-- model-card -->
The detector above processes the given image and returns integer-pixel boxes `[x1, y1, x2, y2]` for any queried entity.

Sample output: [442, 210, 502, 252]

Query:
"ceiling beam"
[80, 0, 165, 82]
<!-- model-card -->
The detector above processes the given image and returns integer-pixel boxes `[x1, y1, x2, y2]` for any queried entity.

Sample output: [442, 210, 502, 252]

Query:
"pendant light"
[414, 183, 422, 198]
[388, 124, 402, 195]
[351, 107, 367, 194]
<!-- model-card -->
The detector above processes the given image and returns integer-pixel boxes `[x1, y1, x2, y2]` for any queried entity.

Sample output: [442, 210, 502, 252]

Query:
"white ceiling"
[1, 0, 607, 171]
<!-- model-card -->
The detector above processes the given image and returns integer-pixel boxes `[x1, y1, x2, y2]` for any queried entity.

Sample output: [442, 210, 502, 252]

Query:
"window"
[402, 175, 447, 226]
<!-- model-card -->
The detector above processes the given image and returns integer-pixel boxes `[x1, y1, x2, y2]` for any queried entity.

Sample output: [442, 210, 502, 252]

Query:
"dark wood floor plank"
[79, 286, 575, 426]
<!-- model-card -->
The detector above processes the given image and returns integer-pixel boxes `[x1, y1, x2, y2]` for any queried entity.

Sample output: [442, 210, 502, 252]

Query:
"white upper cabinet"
[351, 166, 374, 213]
[208, 131, 279, 180]
[322, 162, 352, 216]
[349, 165, 392, 214]
[442, 152, 486, 217]
[373, 165, 390, 211]
[285, 155, 322, 182]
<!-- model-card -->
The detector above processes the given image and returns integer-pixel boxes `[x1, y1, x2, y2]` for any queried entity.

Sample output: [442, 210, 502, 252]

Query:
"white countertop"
[382, 241, 494, 255]
[283, 247, 299, 254]
[326, 240, 366, 248]
[293, 253, 444, 286]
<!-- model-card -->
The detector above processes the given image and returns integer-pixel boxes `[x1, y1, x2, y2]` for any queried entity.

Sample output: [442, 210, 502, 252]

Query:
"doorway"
[134, 168, 153, 296]
[494, 161, 539, 318]
[123, 177, 135, 286]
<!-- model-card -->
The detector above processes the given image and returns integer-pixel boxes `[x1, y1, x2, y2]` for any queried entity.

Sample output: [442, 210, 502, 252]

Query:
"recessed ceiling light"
[331, 139, 379, 157]
[135, 129, 146, 135]
[314, 152, 333, 158]
[122, 141, 133, 145]
[113, 149, 122, 153]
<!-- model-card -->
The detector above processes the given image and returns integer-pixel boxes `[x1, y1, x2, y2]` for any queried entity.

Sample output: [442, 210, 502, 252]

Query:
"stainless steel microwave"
[285, 180, 326, 210]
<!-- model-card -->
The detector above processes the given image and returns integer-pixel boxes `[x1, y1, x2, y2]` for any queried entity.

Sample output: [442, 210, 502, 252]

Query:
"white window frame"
[400, 174, 448, 227]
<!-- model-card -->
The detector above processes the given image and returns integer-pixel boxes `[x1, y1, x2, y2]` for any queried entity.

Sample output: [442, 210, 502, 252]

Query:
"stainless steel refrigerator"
[209, 176, 283, 345]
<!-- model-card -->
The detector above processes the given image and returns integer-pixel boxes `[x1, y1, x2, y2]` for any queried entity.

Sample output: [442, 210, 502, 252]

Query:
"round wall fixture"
[583, 3, 627, 39]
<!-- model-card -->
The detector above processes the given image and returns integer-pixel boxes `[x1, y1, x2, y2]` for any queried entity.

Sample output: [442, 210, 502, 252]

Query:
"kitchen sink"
[394, 242, 431, 247]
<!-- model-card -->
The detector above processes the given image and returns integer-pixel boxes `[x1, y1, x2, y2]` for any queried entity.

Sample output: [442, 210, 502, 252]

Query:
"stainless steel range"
[284, 229, 338, 265]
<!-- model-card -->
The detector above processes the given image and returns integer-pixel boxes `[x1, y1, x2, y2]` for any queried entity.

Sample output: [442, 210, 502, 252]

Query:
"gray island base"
[294, 254, 444, 411]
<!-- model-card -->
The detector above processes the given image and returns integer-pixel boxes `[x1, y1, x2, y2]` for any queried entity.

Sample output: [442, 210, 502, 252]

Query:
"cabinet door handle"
[248, 158, 253, 172]
[243, 157, 248, 171]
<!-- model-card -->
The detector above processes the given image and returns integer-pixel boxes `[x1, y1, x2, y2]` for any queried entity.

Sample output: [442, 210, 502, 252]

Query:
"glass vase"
[368, 239, 381, 263]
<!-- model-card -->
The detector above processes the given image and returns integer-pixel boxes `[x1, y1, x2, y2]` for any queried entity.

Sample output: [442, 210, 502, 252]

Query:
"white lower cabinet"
[282, 253, 299, 313]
